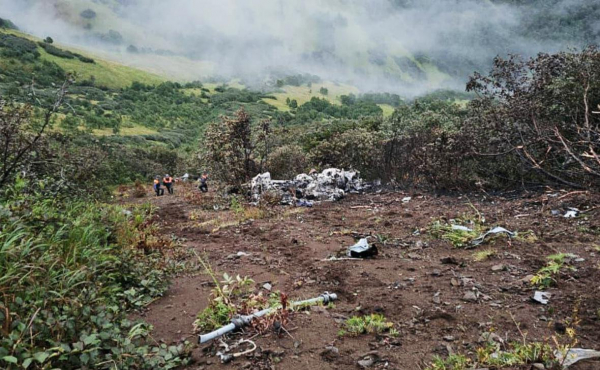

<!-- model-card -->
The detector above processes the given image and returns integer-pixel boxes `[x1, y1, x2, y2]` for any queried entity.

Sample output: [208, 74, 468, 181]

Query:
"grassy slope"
[378, 104, 395, 117]
[263, 82, 360, 112]
[4, 29, 165, 89]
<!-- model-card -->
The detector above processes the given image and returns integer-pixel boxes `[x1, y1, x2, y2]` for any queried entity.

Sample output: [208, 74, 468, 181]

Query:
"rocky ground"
[124, 184, 600, 370]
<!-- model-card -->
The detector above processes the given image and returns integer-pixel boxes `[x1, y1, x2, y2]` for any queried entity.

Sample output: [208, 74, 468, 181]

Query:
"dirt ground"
[125, 184, 600, 370]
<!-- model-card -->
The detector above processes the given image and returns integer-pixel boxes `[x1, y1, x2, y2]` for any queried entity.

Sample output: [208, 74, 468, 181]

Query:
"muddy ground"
[125, 184, 600, 370]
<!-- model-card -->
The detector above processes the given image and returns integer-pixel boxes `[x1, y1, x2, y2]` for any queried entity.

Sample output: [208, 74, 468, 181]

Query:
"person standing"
[163, 174, 174, 194]
[153, 176, 164, 196]
[199, 172, 208, 193]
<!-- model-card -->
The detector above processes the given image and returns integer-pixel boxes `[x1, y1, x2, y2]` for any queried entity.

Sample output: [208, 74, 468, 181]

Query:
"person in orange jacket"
[153, 176, 164, 196]
[163, 174, 174, 194]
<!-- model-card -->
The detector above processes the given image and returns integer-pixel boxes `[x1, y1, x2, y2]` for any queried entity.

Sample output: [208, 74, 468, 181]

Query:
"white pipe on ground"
[199, 292, 338, 344]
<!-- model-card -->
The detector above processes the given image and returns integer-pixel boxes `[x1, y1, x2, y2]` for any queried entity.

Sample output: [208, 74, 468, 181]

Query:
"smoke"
[1, 0, 597, 94]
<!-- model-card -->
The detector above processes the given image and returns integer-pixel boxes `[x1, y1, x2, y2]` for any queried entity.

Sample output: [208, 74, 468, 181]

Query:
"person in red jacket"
[163, 174, 174, 194]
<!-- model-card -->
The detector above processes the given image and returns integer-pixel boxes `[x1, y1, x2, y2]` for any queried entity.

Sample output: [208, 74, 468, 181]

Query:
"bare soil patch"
[126, 185, 600, 370]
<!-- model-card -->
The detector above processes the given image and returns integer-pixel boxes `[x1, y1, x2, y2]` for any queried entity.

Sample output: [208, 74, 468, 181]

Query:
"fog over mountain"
[2, 0, 598, 94]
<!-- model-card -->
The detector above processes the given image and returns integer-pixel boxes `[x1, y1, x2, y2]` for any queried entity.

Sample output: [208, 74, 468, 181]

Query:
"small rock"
[491, 264, 504, 272]
[462, 291, 478, 302]
[226, 254, 239, 260]
[554, 322, 567, 334]
[310, 305, 328, 314]
[242, 362, 252, 369]
[433, 295, 441, 304]
[532, 363, 545, 370]
[271, 348, 285, 357]
[415, 240, 425, 249]
[432, 269, 441, 276]
[443, 335, 455, 342]
[441, 257, 459, 265]
[320, 346, 339, 360]
[451, 278, 460, 287]
[357, 357, 375, 368]
[520, 275, 534, 284]
[407, 253, 421, 260]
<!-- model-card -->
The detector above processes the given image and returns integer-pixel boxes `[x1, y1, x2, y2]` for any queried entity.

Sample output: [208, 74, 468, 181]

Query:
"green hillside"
[2, 29, 164, 89]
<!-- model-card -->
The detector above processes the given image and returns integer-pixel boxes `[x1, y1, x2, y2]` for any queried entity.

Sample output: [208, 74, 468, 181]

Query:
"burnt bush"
[466, 46, 600, 189]
[267, 144, 308, 179]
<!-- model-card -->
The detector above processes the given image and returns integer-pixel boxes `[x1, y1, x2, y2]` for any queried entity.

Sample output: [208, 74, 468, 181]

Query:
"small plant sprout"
[342, 314, 394, 336]
[472, 248, 496, 262]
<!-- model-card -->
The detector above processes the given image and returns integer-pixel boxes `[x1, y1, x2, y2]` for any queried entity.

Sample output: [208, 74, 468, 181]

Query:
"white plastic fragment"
[347, 238, 378, 258]
[555, 348, 600, 368]
[532, 291, 551, 305]
[402, 197, 412, 203]
[471, 226, 516, 246]
[451, 225, 473, 232]
[564, 208, 580, 218]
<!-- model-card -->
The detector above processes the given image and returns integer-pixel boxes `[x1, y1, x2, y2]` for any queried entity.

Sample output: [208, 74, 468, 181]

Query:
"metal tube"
[199, 292, 337, 344]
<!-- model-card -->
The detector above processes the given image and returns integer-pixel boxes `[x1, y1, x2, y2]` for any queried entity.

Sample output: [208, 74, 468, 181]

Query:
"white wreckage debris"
[251, 168, 368, 205]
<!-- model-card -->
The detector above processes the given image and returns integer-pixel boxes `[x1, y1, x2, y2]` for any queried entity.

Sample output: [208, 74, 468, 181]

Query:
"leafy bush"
[309, 128, 383, 180]
[0, 33, 39, 58]
[80, 9, 97, 19]
[267, 144, 308, 179]
[0, 186, 191, 369]
[38, 41, 76, 59]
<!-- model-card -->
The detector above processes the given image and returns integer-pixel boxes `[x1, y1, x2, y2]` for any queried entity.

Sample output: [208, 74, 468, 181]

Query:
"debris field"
[132, 188, 600, 370]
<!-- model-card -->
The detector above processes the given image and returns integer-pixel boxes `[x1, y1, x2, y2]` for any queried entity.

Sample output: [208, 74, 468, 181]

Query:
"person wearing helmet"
[153, 176, 164, 196]
[163, 174, 174, 194]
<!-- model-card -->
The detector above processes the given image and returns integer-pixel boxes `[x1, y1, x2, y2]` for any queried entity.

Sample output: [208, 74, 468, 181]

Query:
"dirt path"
[127, 186, 600, 370]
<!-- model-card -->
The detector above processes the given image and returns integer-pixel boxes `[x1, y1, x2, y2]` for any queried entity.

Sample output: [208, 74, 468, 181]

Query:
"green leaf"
[22, 358, 33, 369]
[33, 352, 49, 364]
[3, 356, 18, 364]
[82, 334, 98, 346]
[80, 353, 90, 365]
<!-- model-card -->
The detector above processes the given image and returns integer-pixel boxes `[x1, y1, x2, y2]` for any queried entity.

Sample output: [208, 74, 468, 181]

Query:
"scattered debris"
[216, 338, 257, 364]
[443, 335, 455, 342]
[402, 197, 412, 203]
[262, 282, 272, 291]
[532, 291, 551, 305]
[296, 199, 313, 207]
[251, 168, 370, 204]
[451, 224, 473, 232]
[556, 348, 600, 368]
[471, 227, 516, 247]
[563, 208, 580, 218]
[347, 238, 378, 258]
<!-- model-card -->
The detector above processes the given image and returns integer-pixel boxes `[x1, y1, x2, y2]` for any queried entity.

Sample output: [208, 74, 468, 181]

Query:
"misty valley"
[0, 1, 599, 369]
